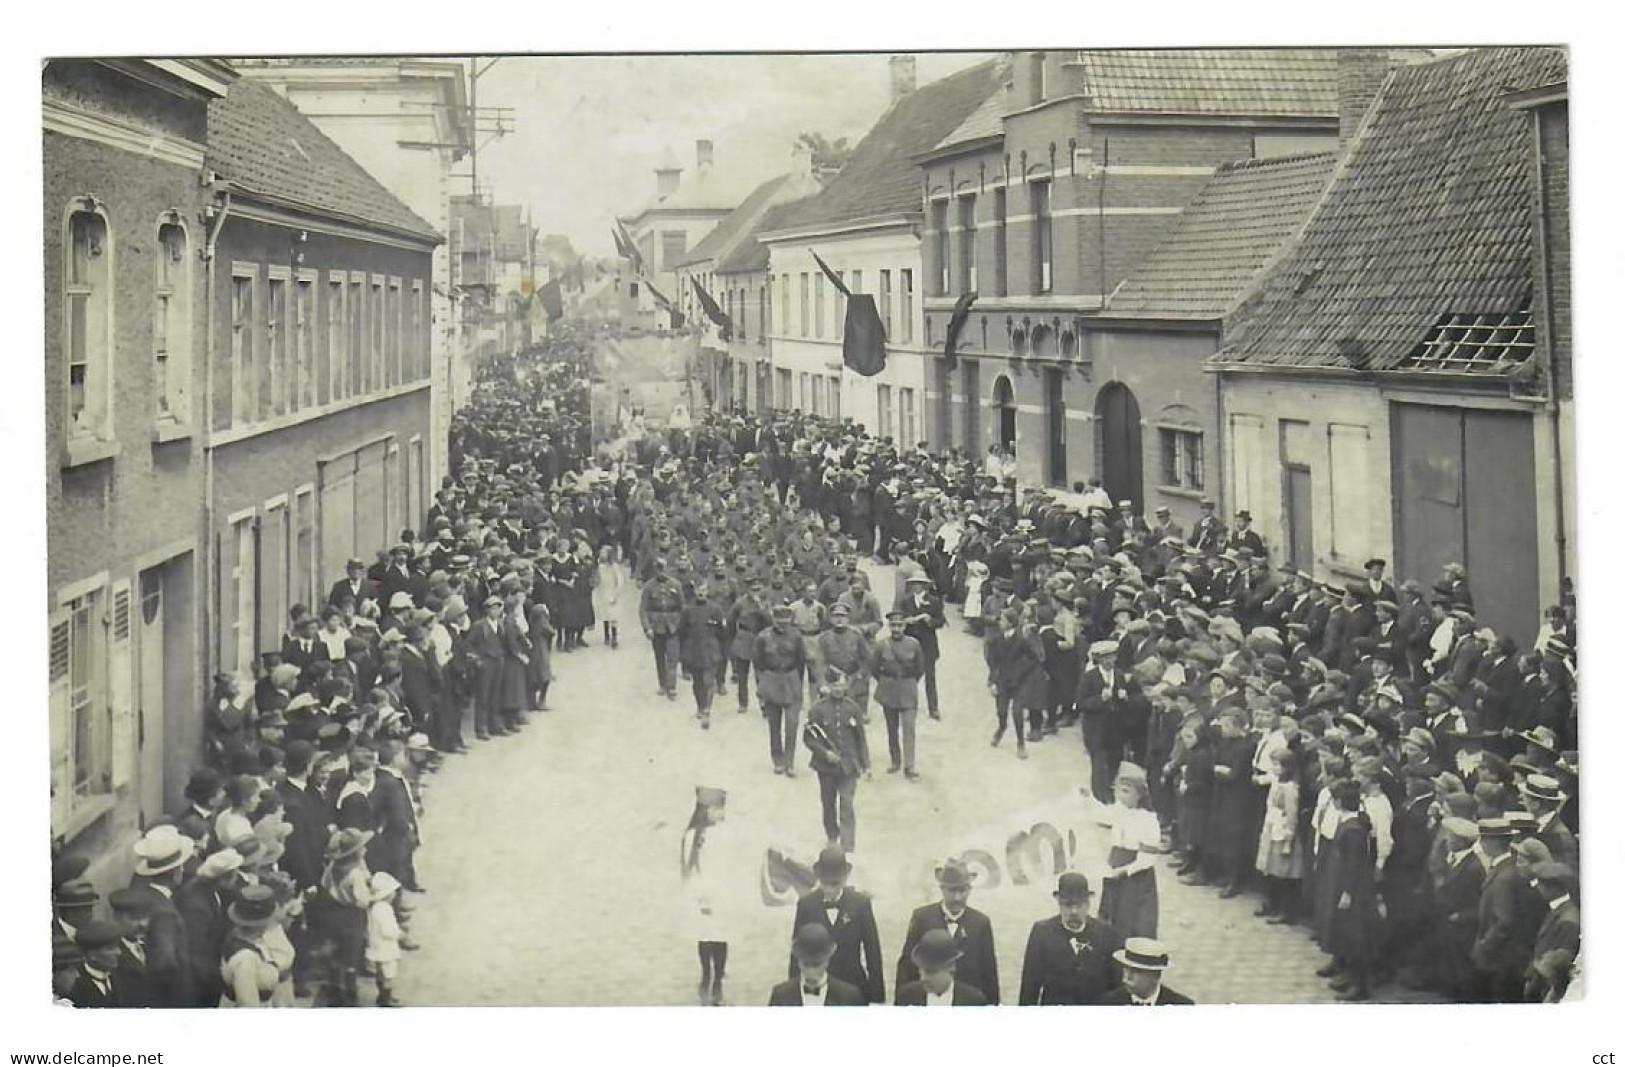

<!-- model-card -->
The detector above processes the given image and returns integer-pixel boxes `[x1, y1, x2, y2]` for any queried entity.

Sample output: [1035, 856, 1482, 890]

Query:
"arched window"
[154, 214, 191, 425]
[992, 373, 1017, 451]
[1060, 330, 1077, 359]
[1011, 328, 1028, 358]
[64, 198, 114, 448]
[1031, 324, 1054, 357]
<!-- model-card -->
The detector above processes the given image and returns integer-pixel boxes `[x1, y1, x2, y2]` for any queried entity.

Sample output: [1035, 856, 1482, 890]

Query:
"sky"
[465, 53, 992, 258]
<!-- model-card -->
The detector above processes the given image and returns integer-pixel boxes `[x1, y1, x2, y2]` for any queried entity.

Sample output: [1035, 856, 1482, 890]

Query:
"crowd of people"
[50, 326, 628, 1008]
[647, 409, 1581, 1005]
[50, 320, 1581, 1007]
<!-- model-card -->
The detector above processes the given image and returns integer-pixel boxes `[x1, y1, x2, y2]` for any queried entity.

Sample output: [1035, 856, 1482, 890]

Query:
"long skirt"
[1098, 848, 1159, 938]
[500, 656, 530, 712]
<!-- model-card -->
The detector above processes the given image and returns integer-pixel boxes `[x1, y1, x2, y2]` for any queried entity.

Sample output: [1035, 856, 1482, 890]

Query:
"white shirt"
[800, 980, 828, 1007]
[1362, 791, 1394, 871]
[925, 981, 955, 1006]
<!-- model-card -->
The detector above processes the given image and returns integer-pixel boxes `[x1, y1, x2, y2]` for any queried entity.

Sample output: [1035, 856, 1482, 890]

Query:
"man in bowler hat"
[1018, 872, 1124, 1005]
[788, 846, 886, 1003]
[769, 924, 866, 1006]
[895, 858, 999, 1003]
[895, 929, 990, 1005]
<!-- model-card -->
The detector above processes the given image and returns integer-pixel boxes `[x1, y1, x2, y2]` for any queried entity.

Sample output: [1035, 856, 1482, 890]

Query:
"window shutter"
[109, 579, 136, 789]
[49, 610, 71, 835]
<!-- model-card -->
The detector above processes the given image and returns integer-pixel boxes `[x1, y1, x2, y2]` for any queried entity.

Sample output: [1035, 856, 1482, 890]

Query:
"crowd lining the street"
[51, 324, 1581, 1007]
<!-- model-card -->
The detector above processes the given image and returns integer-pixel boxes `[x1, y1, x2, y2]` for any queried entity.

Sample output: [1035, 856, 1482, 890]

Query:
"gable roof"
[1074, 49, 1348, 116]
[716, 199, 811, 274]
[207, 79, 440, 242]
[1101, 151, 1337, 321]
[768, 59, 1005, 235]
[679, 173, 792, 268]
[1213, 46, 1565, 374]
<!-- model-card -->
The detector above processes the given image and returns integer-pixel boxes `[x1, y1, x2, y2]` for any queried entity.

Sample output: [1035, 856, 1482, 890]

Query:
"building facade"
[230, 59, 471, 490]
[919, 50, 1361, 496]
[43, 58, 237, 874]
[203, 81, 441, 689]
[761, 57, 1004, 442]
[1211, 47, 1571, 646]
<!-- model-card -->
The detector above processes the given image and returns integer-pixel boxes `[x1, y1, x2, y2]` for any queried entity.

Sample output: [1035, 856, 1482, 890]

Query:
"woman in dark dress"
[499, 587, 533, 731]
[1172, 717, 1215, 881]
[526, 595, 555, 711]
[568, 540, 597, 647]
[1318, 779, 1381, 1000]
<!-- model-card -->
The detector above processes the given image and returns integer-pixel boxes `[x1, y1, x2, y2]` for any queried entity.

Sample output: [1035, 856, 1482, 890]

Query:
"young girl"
[594, 543, 625, 648]
[1255, 748, 1305, 924]
[1096, 763, 1163, 938]
[366, 871, 404, 1007]
[679, 786, 739, 1006]
[312, 827, 372, 1007]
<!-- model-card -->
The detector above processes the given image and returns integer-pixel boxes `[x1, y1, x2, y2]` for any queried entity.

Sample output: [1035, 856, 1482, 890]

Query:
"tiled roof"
[932, 78, 1009, 153]
[1076, 49, 1345, 116]
[1101, 152, 1337, 320]
[715, 199, 809, 274]
[1214, 46, 1566, 373]
[207, 80, 439, 241]
[769, 59, 1005, 233]
[679, 174, 791, 267]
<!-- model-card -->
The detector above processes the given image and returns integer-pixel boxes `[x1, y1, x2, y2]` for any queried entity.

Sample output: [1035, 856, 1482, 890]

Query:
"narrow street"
[397, 563, 1421, 1006]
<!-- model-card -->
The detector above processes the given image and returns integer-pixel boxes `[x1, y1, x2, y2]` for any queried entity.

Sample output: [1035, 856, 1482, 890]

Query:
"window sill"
[1155, 484, 1208, 502]
[63, 437, 120, 469]
[152, 421, 193, 445]
[56, 792, 116, 846]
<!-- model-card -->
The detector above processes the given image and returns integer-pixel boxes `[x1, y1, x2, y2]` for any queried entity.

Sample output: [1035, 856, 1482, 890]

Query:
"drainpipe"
[1531, 108, 1569, 595]
[1213, 359, 1226, 519]
[201, 190, 232, 678]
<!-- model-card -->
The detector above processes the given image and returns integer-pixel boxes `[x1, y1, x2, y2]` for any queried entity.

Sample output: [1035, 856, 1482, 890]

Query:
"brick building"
[44, 59, 237, 872]
[919, 50, 1362, 489]
[1088, 150, 1337, 534]
[1210, 47, 1571, 646]
[761, 56, 1004, 438]
[203, 80, 441, 684]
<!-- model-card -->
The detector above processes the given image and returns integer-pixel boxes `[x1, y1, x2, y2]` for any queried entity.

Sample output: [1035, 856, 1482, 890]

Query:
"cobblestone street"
[397, 563, 1433, 1006]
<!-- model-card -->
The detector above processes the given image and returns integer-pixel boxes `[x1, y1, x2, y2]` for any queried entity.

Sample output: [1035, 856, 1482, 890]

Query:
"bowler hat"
[107, 886, 157, 918]
[54, 878, 100, 909]
[1113, 937, 1172, 972]
[792, 923, 836, 963]
[910, 929, 964, 970]
[813, 844, 851, 878]
[1054, 872, 1092, 902]
[74, 919, 125, 951]
[935, 858, 975, 889]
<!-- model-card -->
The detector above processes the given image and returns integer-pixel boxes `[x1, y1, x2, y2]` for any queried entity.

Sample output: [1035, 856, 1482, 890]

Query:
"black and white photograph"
[12, 11, 1619, 1059]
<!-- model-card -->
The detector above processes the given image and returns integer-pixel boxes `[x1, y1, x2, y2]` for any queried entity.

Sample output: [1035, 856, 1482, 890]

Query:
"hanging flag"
[810, 249, 852, 297]
[843, 295, 887, 376]
[610, 226, 630, 260]
[942, 291, 978, 372]
[690, 278, 733, 342]
[645, 280, 685, 331]
[539, 277, 564, 321]
[613, 217, 646, 274]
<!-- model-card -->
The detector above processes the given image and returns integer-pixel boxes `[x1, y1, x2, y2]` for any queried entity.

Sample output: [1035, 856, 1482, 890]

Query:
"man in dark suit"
[371, 739, 422, 895]
[379, 544, 424, 608]
[128, 827, 197, 1008]
[174, 845, 243, 1008]
[106, 887, 161, 1008]
[328, 557, 378, 610]
[788, 846, 886, 1004]
[68, 920, 133, 1008]
[1472, 817, 1542, 1002]
[895, 858, 999, 1003]
[1360, 558, 1399, 607]
[1524, 862, 1579, 1002]
[276, 740, 329, 891]
[769, 924, 867, 1006]
[1019, 872, 1124, 1005]
[899, 573, 946, 720]
[895, 929, 990, 1005]
[1187, 498, 1225, 555]
[280, 610, 329, 674]
[1521, 775, 1579, 873]
[1227, 510, 1266, 560]
[1077, 640, 1147, 803]
[1099, 938, 1195, 1005]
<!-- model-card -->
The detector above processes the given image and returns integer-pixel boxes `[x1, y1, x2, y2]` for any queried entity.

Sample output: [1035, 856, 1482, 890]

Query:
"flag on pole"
[538, 277, 564, 321]
[613, 217, 646, 274]
[942, 291, 978, 372]
[810, 249, 851, 297]
[690, 278, 733, 342]
[645, 280, 685, 330]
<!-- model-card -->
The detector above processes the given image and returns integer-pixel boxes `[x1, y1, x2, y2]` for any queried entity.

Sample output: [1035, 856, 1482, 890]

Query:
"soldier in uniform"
[639, 558, 685, 700]
[727, 575, 773, 714]
[804, 669, 871, 852]
[754, 604, 807, 776]
[677, 582, 728, 729]
[873, 610, 926, 779]
[815, 603, 873, 720]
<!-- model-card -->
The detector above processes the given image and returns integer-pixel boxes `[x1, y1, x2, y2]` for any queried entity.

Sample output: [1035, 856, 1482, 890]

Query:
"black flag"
[942, 291, 977, 372]
[538, 278, 564, 321]
[842, 295, 887, 376]
[690, 278, 733, 342]
[810, 249, 852, 297]
[645, 280, 685, 331]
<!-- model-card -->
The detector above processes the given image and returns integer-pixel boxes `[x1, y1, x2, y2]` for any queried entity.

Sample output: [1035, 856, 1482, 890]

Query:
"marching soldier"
[873, 610, 926, 779]
[639, 558, 685, 700]
[754, 604, 807, 776]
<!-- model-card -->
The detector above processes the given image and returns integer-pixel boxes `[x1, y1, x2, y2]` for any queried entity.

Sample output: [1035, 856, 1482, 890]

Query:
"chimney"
[1337, 48, 1392, 145]
[889, 55, 917, 104]
[695, 139, 714, 172]
[655, 148, 683, 199]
